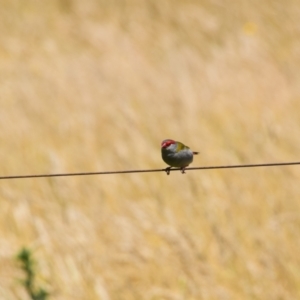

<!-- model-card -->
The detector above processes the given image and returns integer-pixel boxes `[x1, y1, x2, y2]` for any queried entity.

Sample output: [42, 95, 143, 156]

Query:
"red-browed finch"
[161, 139, 199, 175]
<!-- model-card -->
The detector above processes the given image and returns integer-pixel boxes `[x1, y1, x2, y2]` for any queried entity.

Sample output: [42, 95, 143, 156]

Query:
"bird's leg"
[180, 167, 187, 174]
[165, 167, 172, 175]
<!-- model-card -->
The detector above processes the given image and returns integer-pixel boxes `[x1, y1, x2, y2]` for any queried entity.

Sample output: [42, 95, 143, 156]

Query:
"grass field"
[1, 0, 300, 299]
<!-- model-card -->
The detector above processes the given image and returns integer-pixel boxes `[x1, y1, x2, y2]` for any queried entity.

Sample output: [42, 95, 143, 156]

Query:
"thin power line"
[0, 161, 299, 180]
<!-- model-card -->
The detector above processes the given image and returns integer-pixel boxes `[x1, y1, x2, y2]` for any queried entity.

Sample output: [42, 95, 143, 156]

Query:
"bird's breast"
[161, 148, 193, 167]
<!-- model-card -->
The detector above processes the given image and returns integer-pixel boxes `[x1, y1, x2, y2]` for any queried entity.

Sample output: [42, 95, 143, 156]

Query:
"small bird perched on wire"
[161, 139, 199, 175]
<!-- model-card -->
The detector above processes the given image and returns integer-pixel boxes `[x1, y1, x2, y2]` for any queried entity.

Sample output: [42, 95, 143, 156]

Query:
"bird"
[161, 139, 199, 175]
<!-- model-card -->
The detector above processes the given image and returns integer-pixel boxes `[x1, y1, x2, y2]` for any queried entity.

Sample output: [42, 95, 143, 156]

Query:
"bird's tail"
[193, 152, 199, 155]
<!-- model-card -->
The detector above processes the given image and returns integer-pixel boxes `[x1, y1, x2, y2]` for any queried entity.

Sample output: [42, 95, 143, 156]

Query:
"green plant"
[17, 248, 49, 300]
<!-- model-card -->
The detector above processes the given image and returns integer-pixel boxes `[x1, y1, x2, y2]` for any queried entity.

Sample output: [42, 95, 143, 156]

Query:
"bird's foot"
[165, 167, 171, 175]
[180, 167, 186, 174]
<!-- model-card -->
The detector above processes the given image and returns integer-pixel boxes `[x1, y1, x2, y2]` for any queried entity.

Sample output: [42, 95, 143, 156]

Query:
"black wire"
[0, 161, 299, 180]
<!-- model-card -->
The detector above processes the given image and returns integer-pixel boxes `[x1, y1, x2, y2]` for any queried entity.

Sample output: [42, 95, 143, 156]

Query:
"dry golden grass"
[1, 0, 300, 299]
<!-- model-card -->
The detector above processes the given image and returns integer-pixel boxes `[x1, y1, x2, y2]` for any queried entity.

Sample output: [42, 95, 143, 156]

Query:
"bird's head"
[161, 139, 176, 149]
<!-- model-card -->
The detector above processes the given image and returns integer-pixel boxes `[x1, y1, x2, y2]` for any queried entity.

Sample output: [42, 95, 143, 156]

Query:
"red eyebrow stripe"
[161, 139, 175, 147]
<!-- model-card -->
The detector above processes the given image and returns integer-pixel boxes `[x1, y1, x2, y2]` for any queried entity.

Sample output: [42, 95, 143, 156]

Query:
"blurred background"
[1, 0, 300, 299]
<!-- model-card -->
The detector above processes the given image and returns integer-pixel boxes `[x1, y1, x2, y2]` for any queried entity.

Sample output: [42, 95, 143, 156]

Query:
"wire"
[0, 161, 299, 180]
